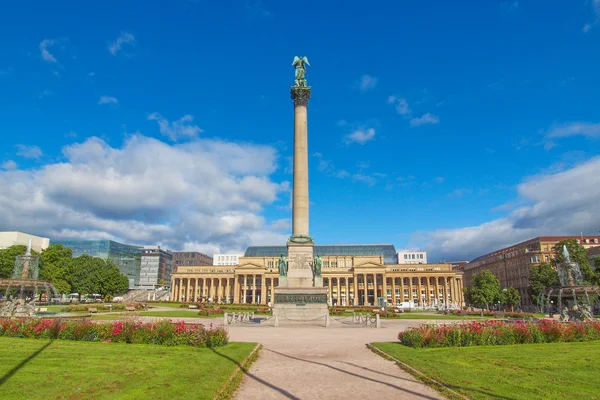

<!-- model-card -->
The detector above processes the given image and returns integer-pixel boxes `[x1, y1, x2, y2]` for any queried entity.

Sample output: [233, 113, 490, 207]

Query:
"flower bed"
[0, 318, 228, 347]
[398, 320, 600, 348]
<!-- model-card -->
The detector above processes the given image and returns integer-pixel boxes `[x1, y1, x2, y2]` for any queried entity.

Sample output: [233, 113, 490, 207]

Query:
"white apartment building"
[397, 251, 427, 264]
[0, 231, 50, 253]
[213, 253, 243, 266]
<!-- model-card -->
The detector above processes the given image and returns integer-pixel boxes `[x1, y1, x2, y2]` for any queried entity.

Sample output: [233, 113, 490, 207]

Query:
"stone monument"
[272, 57, 329, 324]
[0, 239, 58, 316]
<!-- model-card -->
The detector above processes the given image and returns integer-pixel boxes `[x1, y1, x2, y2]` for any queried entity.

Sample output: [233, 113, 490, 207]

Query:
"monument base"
[272, 287, 329, 325]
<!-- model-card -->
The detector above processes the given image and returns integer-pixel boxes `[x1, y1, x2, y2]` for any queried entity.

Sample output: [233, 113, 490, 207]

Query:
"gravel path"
[228, 319, 444, 400]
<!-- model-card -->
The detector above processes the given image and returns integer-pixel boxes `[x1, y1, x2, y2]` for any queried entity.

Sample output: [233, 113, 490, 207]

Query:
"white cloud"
[583, 24, 592, 32]
[88, 72, 96, 77]
[39, 39, 57, 63]
[98, 95, 119, 105]
[418, 156, 600, 262]
[546, 121, 600, 138]
[410, 113, 440, 127]
[1, 160, 17, 170]
[148, 113, 204, 141]
[357, 75, 378, 92]
[433, 176, 445, 183]
[0, 134, 289, 253]
[388, 96, 411, 116]
[108, 32, 135, 56]
[352, 173, 376, 186]
[16, 145, 43, 159]
[344, 128, 376, 145]
[447, 188, 472, 198]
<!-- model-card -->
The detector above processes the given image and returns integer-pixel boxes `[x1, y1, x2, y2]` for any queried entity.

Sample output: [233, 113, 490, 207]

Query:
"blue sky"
[1, 0, 600, 262]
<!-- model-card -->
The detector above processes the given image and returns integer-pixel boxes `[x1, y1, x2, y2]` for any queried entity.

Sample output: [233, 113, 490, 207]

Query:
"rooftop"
[244, 244, 397, 264]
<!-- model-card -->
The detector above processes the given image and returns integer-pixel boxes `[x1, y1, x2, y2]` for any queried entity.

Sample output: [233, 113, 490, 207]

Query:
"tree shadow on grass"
[0, 340, 54, 387]
[209, 347, 299, 400]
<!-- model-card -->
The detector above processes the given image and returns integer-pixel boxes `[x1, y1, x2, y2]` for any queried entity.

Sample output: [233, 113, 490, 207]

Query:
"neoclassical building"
[171, 245, 464, 307]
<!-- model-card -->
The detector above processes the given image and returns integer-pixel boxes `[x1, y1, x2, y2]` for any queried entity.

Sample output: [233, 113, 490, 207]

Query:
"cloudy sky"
[1, 1, 600, 262]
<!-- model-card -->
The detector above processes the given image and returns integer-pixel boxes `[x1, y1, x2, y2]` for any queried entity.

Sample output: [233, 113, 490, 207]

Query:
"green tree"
[500, 287, 521, 312]
[552, 239, 596, 283]
[39, 244, 73, 294]
[529, 262, 558, 304]
[71, 255, 129, 299]
[465, 270, 500, 310]
[0, 245, 28, 278]
[97, 260, 129, 298]
[593, 257, 600, 285]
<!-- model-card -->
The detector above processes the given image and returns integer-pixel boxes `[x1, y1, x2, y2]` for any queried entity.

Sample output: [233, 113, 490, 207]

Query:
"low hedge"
[398, 320, 600, 348]
[0, 318, 228, 347]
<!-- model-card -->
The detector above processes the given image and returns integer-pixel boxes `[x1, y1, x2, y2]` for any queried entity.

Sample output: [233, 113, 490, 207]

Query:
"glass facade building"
[244, 244, 398, 264]
[54, 240, 142, 289]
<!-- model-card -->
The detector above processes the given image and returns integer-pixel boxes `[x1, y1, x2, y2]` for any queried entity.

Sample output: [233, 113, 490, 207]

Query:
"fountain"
[544, 245, 599, 322]
[0, 239, 58, 316]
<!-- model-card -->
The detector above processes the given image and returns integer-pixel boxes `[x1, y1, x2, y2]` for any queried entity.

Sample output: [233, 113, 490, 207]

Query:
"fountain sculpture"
[542, 245, 598, 322]
[0, 239, 58, 316]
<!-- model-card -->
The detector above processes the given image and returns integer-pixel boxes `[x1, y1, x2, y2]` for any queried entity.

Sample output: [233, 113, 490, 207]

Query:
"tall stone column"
[291, 87, 311, 238]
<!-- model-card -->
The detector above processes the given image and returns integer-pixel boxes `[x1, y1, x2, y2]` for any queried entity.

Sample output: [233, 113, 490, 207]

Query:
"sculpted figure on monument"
[292, 56, 310, 87]
[278, 254, 288, 277]
[313, 254, 322, 278]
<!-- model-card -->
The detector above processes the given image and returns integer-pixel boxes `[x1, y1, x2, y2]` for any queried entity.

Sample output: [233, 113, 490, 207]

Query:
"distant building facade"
[397, 251, 427, 264]
[0, 231, 50, 253]
[55, 240, 142, 289]
[172, 251, 212, 273]
[172, 244, 464, 307]
[140, 246, 173, 289]
[213, 254, 243, 266]
[465, 236, 600, 308]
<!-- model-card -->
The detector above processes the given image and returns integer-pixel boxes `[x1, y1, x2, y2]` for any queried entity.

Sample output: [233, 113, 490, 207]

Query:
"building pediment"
[353, 261, 384, 269]
[235, 262, 268, 271]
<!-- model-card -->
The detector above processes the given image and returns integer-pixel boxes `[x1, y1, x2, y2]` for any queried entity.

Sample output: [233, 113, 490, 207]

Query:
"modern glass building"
[54, 240, 142, 289]
[244, 244, 398, 264]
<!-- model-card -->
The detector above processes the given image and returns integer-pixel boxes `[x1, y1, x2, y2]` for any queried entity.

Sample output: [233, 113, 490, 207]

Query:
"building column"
[336, 277, 341, 306]
[261, 274, 266, 305]
[345, 278, 349, 307]
[391, 276, 396, 306]
[353, 275, 358, 306]
[382, 274, 387, 306]
[234, 276, 240, 304]
[399, 277, 405, 304]
[242, 275, 247, 304]
[408, 277, 414, 308]
[364, 274, 369, 306]
[434, 277, 440, 307]
[328, 278, 333, 305]
[426, 277, 431, 308]
[251, 275, 256, 304]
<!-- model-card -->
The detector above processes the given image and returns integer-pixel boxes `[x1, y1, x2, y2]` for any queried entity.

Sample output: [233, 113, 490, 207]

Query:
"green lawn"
[146, 302, 184, 308]
[0, 337, 257, 400]
[372, 341, 600, 400]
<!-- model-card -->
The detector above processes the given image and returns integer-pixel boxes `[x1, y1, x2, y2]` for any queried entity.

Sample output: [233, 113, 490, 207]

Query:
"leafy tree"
[500, 287, 521, 312]
[0, 245, 28, 278]
[39, 244, 73, 294]
[71, 255, 129, 299]
[593, 257, 600, 285]
[465, 270, 500, 310]
[552, 239, 596, 283]
[529, 262, 558, 305]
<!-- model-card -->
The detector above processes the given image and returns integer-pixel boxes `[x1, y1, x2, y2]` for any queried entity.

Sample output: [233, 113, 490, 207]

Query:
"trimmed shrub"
[0, 318, 228, 348]
[398, 320, 600, 348]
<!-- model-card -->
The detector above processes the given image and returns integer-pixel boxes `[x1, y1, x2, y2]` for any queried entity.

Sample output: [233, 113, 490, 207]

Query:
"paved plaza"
[228, 319, 444, 400]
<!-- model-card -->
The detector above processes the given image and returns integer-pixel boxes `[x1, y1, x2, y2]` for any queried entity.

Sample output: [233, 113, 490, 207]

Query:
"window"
[530, 256, 540, 263]
[404, 254, 407, 259]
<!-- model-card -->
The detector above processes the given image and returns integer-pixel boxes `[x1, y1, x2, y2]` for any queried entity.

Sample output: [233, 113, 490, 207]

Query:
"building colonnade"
[171, 272, 464, 307]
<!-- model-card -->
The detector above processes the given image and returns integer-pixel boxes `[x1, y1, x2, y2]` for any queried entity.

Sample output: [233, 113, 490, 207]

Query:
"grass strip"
[0, 337, 256, 400]
[371, 341, 600, 400]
